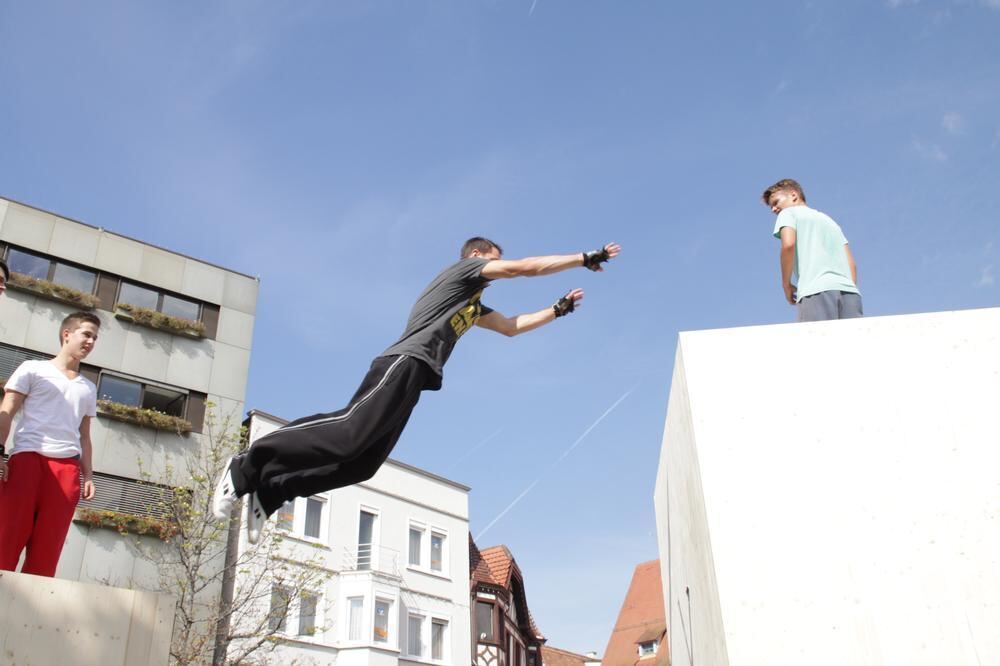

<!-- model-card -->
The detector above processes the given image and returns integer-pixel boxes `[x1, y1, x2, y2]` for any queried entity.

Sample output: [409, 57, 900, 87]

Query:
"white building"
[234, 410, 473, 666]
[654, 308, 1000, 665]
[0, 195, 257, 587]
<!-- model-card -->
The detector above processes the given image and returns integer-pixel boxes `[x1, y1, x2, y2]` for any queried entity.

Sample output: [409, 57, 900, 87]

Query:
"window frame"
[97, 370, 190, 419]
[372, 596, 393, 644]
[408, 521, 425, 568]
[116, 279, 203, 322]
[407, 612, 426, 658]
[637, 641, 658, 657]
[3, 246, 98, 294]
[346, 596, 365, 643]
[297, 590, 319, 637]
[431, 616, 449, 662]
[476, 600, 497, 643]
[356, 504, 380, 571]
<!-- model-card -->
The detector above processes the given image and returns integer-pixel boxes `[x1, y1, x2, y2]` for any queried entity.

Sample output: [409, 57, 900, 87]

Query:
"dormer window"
[638, 640, 658, 657]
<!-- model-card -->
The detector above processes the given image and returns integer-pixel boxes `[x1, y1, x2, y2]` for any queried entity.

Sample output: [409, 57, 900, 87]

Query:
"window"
[298, 591, 318, 636]
[348, 597, 364, 641]
[4, 247, 97, 294]
[97, 373, 188, 418]
[0, 343, 49, 382]
[275, 496, 325, 540]
[432, 619, 448, 660]
[357, 509, 377, 570]
[409, 525, 423, 566]
[268, 585, 292, 633]
[277, 501, 295, 532]
[408, 614, 424, 657]
[476, 601, 494, 642]
[638, 641, 657, 657]
[304, 497, 323, 539]
[373, 598, 391, 643]
[118, 281, 201, 321]
[430, 531, 445, 572]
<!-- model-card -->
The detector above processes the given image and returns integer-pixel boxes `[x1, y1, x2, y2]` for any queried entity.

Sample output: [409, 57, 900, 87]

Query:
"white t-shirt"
[5, 360, 98, 459]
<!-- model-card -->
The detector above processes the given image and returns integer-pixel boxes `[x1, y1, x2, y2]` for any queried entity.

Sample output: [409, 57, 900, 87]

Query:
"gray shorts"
[797, 290, 863, 322]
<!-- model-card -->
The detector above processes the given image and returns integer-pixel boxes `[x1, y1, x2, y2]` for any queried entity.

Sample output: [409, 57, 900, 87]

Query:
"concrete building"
[654, 309, 1000, 665]
[231, 410, 473, 666]
[0, 195, 257, 587]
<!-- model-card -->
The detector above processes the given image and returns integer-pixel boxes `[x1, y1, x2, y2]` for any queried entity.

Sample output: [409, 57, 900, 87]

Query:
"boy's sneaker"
[212, 456, 242, 520]
[246, 492, 266, 545]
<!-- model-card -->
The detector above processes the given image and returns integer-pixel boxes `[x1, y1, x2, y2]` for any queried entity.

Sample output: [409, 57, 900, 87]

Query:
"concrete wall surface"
[654, 307, 1000, 666]
[0, 570, 175, 665]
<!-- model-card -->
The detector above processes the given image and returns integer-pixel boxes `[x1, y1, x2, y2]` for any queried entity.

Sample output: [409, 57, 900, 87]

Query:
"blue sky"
[2, 0, 998, 653]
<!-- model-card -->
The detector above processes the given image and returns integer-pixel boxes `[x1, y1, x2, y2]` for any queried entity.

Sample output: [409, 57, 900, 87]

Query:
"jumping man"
[214, 238, 622, 542]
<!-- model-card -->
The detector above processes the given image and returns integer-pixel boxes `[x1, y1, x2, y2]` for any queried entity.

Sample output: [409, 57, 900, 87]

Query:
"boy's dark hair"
[762, 179, 807, 205]
[59, 311, 101, 344]
[460, 237, 502, 259]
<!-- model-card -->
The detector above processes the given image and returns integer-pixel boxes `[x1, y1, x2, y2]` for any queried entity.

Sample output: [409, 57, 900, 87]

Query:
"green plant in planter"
[116, 302, 206, 336]
[76, 507, 179, 540]
[8, 272, 101, 308]
[97, 399, 193, 434]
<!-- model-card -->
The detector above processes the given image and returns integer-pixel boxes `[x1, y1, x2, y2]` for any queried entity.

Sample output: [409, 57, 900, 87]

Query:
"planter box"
[97, 400, 193, 434]
[75, 508, 178, 540]
[114, 305, 204, 338]
[7, 273, 100, 309]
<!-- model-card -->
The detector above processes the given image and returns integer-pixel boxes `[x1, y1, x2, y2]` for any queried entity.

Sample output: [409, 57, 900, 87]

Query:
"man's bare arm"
[79, 416, 95, 501]
[481, 243, 621, 280]
[0, 391, 26, 482]
[779, 227, 797, 305]
[476, 289, 585, 337]
[844, 243, 858, 285]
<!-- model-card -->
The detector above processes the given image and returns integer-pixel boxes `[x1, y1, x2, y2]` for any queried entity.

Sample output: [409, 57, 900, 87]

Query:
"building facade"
[231, 410, 473, 666]
[0, 195, 257, 587]
[469, 540, 546, 666]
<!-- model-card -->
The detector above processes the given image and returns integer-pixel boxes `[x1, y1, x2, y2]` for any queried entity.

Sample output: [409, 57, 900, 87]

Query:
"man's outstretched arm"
[477, 289, 584, 337]
[481, 243, 621, 280]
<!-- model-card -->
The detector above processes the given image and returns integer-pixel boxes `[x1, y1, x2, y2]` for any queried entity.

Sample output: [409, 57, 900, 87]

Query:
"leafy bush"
[8, 271, 101, 308]
[116, 302, 206, 337]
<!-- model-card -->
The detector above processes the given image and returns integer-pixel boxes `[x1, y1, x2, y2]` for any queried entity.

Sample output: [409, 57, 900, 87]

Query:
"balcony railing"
[343, 543, 401, 578]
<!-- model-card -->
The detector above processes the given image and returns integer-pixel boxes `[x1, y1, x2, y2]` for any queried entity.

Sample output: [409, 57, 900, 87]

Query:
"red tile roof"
[469, 536, 545, 641]
[542, 646, 597, 666]
[601, 560, 668, 666]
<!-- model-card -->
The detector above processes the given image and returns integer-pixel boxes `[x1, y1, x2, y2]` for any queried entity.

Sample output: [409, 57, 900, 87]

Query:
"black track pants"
[233, 355, 432, 515]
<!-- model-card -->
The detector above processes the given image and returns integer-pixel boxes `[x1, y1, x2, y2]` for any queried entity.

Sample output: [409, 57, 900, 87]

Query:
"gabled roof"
[601, 560, 668, 666]
[541, 646, 597, 666]
[469, 536, 546, 642]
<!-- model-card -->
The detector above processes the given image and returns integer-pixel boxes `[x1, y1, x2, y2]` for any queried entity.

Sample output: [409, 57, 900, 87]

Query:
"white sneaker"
[212, 456, 241, 520]
[247, 492, 266, 545]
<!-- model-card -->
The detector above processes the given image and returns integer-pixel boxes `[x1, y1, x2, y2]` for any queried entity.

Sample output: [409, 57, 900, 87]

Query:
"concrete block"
[0, 202, 55, 252]
[0, 570, 173, 665]
[216, 306, 255, 350]
[654, 308, 1000, 666]
[164, 335, 212, 392]
[120, 327, 172, 383]
[49, 217, 101, 266]
[222, 270, 258, 315]
[0, 292, 34, 349]
[139, 246, 185, 293]
[208, 341, 251, 401]
[23, 304, 65, 356]
[181, 258, 226, 304]
[85, 312, 128, 370]
[95, 233, 144, 280]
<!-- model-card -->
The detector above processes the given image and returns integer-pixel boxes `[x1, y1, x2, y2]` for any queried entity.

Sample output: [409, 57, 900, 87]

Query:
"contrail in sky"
[475, 385, 636, 541]
[529, 0, 540, 16]
[447, 427, 503, 473]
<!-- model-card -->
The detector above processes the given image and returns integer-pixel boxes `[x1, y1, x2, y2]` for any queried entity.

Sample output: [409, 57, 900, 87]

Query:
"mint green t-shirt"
[772, 205, 858, 301]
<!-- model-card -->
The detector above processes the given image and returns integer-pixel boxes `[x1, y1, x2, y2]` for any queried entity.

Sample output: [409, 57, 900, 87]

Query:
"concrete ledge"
[655, 308, 1000, 665]
[0, 571, 174, 665]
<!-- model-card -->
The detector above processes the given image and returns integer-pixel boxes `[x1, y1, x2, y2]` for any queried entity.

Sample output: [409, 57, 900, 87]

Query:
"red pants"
[0, 452, 81, 577]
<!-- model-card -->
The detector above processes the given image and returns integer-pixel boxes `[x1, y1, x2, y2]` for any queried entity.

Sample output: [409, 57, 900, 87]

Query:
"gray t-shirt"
[380, 257, 494, 384]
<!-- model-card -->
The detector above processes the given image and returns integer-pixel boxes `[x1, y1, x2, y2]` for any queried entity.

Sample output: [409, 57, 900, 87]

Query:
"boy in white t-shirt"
[0, 311, 100, 577]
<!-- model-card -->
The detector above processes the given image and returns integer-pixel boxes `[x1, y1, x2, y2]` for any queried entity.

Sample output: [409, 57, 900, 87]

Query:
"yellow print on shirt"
[450, 290, 484, 338]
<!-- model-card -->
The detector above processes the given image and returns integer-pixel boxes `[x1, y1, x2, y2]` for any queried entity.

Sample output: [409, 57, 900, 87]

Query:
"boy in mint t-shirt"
[762, 179, 862, 322]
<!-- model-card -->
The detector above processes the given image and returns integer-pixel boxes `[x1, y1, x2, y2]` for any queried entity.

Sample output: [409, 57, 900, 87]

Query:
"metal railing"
[343, 543, 401, 577]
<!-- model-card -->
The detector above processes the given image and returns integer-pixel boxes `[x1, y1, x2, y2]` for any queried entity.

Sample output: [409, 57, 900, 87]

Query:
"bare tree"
[124, 406, 331, 665]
